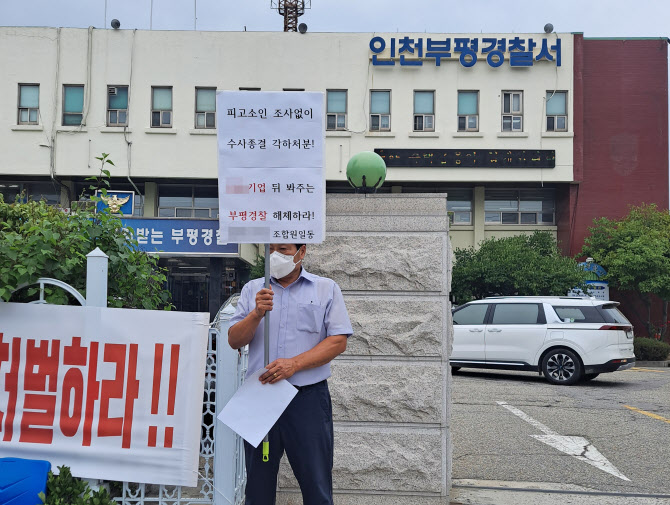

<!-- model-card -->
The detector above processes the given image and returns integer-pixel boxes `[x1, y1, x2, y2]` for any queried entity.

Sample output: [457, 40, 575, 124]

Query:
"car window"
[599, 304, 630, 324]
[491, 303, 541, 324]
[552, 306, 606, 323]
[453, 304, 489, 325]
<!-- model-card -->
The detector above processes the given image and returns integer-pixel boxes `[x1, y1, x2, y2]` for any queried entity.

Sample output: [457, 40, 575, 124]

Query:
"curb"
[635, 360, 669, 367]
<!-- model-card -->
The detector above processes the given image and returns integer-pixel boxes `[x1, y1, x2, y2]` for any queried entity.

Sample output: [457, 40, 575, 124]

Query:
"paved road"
[451, 366, 670, 499]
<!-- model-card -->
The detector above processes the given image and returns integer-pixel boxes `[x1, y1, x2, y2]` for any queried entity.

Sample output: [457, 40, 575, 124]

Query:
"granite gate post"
[277, 193, 453, 504]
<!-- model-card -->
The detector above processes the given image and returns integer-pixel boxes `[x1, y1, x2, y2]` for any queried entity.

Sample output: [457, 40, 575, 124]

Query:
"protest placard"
[216, 91, 325, 244]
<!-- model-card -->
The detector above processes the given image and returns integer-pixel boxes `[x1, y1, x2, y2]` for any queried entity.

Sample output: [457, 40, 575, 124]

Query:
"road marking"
[624, 405, 670, 424]
[496, 401, 558, 436]
[497, 401, 630, 482]
[627, 367, 668, 373]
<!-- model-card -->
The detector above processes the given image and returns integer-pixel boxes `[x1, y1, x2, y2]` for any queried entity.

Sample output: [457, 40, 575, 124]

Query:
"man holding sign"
[217, 90, 348, 504]
[228, 242, 352, 505]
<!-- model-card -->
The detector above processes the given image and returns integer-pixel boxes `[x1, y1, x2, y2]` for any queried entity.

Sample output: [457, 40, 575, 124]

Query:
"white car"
[450, 296, 635, 385]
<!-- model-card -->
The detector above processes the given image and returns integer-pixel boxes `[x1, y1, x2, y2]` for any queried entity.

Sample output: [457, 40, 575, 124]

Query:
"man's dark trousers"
[244, 380, 334, 505]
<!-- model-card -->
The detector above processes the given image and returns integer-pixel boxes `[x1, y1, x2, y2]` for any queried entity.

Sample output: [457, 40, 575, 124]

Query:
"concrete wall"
[278, 194, 452, 504]
[0, 27, 574, 185]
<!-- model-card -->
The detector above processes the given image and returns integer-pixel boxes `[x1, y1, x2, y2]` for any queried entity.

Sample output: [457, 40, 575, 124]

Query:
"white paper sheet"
[217, 368, 298, 448]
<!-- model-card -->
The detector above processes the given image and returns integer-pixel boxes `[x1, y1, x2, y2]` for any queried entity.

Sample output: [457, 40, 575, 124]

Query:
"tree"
[452, 231, 589, 305]
[582, 204, 670, 339]
[0, 155, 172, 309]
[249, 252, 265, 281]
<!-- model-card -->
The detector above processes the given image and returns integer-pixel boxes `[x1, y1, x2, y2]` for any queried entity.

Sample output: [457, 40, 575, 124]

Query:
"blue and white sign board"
[568, 262, 610, 301]
[216, 91, 325, 244]
[95, 190, 134, 215]
[121, 218, 239, 256]
[370, 35, 561, 67]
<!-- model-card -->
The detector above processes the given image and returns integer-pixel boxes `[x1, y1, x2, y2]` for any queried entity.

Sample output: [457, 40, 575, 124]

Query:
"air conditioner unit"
[108, 87, 117, 96]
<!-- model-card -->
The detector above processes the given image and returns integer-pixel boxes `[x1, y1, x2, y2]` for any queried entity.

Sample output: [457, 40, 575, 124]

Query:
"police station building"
[1, 28, 668, 316]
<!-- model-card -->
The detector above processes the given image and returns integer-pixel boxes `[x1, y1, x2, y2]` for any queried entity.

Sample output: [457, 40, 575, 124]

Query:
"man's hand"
[260, 358, 299, 384]
[254, 287, 274, 318]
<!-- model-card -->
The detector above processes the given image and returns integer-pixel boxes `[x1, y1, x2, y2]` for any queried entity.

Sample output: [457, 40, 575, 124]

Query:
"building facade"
[1, 27, 667, 316]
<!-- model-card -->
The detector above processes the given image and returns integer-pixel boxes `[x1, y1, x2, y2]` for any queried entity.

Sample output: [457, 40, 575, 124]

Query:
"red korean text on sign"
[20, 338, 61, 444]
[0, 333, 19, 442]
[148, 343, 180, 449]
[97, 343, 139, 449]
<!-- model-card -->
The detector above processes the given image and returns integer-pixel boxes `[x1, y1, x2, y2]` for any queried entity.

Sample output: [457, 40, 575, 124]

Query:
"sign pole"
[262, 242, 270, 462]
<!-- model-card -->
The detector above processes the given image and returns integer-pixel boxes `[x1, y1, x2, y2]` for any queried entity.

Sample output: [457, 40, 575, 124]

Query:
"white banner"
[216, 91, 325, 244]
[0, 303, 209, 486]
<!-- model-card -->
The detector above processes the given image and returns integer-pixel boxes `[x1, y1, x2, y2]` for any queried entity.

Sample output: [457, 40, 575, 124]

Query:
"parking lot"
[451, 367, 670, 499]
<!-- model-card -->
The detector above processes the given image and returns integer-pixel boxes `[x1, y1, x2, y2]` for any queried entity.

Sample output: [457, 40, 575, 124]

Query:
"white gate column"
[86, 248, 109, 308]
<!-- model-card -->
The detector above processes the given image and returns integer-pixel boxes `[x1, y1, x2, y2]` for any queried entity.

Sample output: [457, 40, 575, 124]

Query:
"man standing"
[228, 243, 353, 505]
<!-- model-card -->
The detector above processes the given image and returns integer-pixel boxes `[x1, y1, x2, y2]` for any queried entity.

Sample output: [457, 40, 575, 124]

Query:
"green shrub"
[633, 338, 670, 361]
[0, 153, 172, 309]
[39, 466, 115, 505]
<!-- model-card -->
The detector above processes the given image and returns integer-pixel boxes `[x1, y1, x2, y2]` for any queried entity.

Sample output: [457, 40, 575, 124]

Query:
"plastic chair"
[0, 458, 51, 505]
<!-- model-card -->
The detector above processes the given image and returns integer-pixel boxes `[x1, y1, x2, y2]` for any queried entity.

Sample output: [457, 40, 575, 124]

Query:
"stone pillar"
[144, 181, 158, 217]
[277, 193, 452, 505]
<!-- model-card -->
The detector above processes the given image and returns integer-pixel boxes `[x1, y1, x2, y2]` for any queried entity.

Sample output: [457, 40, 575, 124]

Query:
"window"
[158, 185, 218, 218]
[552, 306, 606, 323]
[447, 189, 473, 225]
[485, 189, 555, 225]
[599, 304, 631, 324]
[151, 87, 172, 127]
[0, 182, 60, 205]
[195, 87, 216, 129]
[63, 85, 84, 126]
[501, 91, 523, 131]
[413, 91, 434, 131]
[18, 84, 39, 125]
[546, 91, 567, 132]
[326, 90, 347, 131]
[457, 91, 478, 132]
[370, 90, 390, 131]
[107, 85, 128, 126]
[453, 304, 489, 325]
[491, 304, 542, 325]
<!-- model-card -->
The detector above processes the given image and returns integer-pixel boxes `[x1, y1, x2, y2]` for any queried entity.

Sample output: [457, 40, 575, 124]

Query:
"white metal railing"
[213, 320, 248, 505]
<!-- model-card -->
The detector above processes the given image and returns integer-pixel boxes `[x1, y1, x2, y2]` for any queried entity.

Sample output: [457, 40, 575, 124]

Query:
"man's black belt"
[294, 379, 326, 391]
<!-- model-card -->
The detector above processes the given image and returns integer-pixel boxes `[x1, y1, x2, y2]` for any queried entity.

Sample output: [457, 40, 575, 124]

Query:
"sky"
[1, 0, 669, 37]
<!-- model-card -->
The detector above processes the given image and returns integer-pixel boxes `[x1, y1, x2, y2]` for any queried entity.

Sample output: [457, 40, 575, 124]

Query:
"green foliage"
[582, 204, 670, 337]
[249, 252, 265, 280]
[634, 337, 670, 361]
[39, 466, 115, 505]
[0, 154, 172, 309]
[452, 231, 589, 305]
[582, 204, 670, 298]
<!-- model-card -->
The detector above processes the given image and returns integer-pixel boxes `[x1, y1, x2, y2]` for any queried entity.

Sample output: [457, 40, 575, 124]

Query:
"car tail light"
[599, 325, 633, 331]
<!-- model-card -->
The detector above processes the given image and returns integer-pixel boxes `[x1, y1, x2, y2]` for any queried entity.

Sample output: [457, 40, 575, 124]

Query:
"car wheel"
[542, 348, 583, 385]
[583, 373, 600, 381]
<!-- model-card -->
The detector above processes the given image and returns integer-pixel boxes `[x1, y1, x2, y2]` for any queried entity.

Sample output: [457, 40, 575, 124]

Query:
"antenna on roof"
[270, 0, 311, 32]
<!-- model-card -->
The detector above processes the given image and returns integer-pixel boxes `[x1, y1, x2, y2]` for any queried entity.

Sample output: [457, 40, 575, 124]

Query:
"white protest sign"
[216, 91, 325, 244]
[0, 303, 208, 486]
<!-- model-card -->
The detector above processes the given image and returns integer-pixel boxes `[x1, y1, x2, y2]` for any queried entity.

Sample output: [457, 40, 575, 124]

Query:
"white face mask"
[269, 250, 302, 279]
